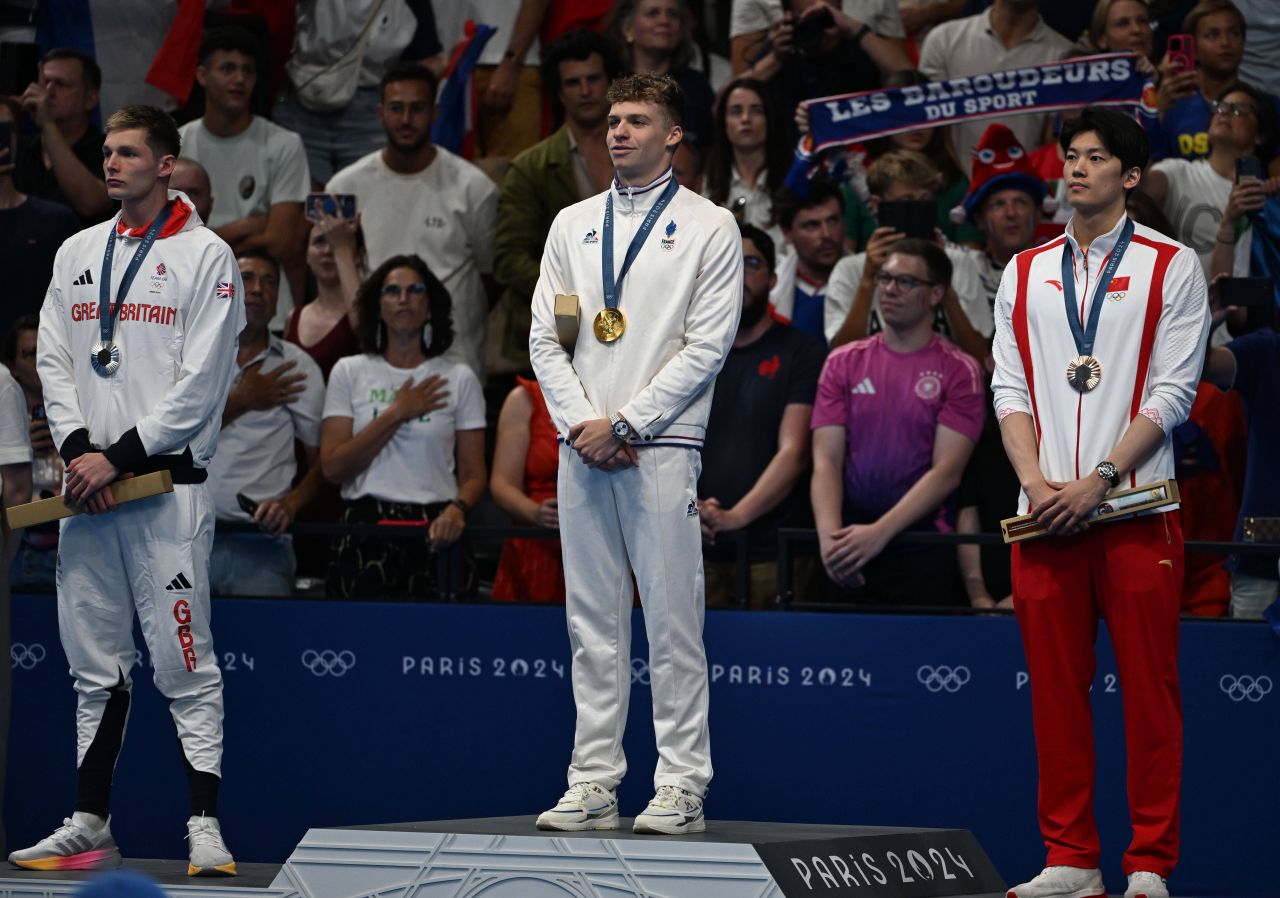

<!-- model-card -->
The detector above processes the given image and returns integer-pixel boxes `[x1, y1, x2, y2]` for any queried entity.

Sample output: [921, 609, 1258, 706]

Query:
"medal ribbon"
[602, 174, 679, 311]
[99, 200, 175, 348]
[1060, 217, 1133, 359]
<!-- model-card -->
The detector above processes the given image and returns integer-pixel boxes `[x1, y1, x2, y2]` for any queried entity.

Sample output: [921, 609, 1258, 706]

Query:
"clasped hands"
[1025, 475, 1111, 536]
[64, 452, 127, 515]
[567, 418, 637, 471]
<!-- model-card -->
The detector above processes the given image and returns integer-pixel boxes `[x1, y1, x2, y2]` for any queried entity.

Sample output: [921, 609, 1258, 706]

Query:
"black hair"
[1058, 106, 1150, 175]
[0, 313, 39, 369]
[379, 63, 439, 102]
[773, 176, 846, 231]
[705, 77, 791, 209]
[236, 247, 281, 278]
[355, 255, 453, 358]
[197, 26, 260, 67]
[889, 238, 952, 288]
[1216, 81, 1278, 165]
[42, 48, 102, 91]
[739, 222, 776, 273]
[540, 30, 621, 94]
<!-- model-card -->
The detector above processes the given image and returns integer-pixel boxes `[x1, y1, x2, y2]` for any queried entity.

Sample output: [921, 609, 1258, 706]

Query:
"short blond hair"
[104, 105, 181, 159]
[606, 73, 684, 127]
[867, 149, 943, 198]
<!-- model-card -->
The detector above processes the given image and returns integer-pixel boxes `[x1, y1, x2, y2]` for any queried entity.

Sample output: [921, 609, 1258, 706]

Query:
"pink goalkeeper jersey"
[811, 333, 985, 525]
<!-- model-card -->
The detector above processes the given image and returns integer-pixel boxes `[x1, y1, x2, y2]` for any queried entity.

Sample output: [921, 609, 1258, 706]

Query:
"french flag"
[431, 20, 498, 160]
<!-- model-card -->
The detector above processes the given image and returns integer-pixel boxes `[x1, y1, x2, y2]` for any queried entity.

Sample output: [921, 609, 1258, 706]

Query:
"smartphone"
[878, 200, 938, 240]
[0, 41, 39, 96]
[1219, 277, 1274, 309]
[305, 193, 357, 221]
[1166, 34, 1196, 74]
[236, 492, 260, 516]
[1236, 155, 1264, 182]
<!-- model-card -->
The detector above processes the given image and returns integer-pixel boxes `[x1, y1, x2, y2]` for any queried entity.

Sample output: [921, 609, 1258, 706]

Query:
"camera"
[794, 5, 835, 55]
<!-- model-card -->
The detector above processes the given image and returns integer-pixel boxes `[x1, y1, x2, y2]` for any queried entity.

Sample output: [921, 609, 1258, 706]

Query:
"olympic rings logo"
[11, 643, 47, 670]
[917, 665, 971, 693]
[301, 650, 357, 678]
[1219, 675, 1272, 703]
[631, 658, 651, 686]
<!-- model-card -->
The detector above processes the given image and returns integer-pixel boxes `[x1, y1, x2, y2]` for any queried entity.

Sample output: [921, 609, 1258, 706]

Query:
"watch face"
[1098, 462, 1118, 483]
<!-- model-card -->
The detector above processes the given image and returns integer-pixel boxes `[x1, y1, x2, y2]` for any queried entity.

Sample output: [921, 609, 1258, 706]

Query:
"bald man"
[170, 157, 213, 224]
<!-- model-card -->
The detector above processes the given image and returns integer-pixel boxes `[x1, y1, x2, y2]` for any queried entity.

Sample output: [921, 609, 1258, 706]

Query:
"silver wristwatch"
[1096, 461, 1120, 488]
[609, 412, 634, 441]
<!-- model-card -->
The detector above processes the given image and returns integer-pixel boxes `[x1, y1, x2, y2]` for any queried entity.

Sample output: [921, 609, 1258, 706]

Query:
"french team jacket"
[991, 214, 1210, 514]
[38, 192, 246, 476]
[529, 169, 743, 449]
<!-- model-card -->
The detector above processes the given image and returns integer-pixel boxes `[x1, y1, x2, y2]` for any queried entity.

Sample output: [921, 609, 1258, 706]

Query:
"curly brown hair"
[606, 73, 685, 127]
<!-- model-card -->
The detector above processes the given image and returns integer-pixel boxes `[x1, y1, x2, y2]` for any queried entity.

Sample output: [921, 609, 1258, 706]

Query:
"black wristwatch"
[1096, 461, 1120, 489]
[852, 24, 872, 44]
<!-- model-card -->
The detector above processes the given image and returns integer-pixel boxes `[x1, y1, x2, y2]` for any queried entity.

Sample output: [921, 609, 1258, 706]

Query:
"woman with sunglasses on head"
[319, 254, 486, 600]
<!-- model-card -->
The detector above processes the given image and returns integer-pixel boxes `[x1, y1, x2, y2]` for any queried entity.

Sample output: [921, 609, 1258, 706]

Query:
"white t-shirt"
[1150, 158, 1234, 280]
[729, 0, 905, 39]
[207, 338, 326, 522]
[825, 243, 993, 341]
[0, 363, 32, 469]
[326, 148, 499, 378]
[292, 0, 420, 87]
[432, 0, 541, 66]
[323, 354, 486, 504]
[178, 117, 312, 229]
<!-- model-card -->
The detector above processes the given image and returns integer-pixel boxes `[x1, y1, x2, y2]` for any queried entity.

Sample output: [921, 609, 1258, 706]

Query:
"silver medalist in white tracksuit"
[38, 191, 245, 790]
[529, 169, 743, 796]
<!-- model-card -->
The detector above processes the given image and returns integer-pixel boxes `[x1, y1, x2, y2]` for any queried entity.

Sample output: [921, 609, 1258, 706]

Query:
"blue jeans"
[209, 532, 296, 597]
[273, 86, 385, 185]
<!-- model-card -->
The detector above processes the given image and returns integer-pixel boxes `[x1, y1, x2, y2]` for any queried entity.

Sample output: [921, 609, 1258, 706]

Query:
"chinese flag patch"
[1108, 276, 1130, 292]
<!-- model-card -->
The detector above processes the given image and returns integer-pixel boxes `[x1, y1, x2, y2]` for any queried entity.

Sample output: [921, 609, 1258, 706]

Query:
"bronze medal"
[1066, 355, 1102, 392]
[593, 308, 625, 343]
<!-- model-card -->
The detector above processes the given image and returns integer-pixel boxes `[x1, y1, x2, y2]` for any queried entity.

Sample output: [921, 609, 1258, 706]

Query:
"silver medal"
[90, 341, 121, 377]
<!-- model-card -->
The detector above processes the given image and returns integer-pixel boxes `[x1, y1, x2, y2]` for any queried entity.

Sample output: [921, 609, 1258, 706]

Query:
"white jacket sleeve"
[1137, 247, 1210, 434]
[37, 246, 88, 457]
[824, 253, 863, 343]
[618, 211, 743, 438]
[114, 242, 246, 464]
[528, 214, 598, 435]
[989, 260, 1033, 422]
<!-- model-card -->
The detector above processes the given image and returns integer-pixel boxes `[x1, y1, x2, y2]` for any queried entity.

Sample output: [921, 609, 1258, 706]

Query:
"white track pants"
[557, 444, 712, 796]
[57, 484, 224, 775]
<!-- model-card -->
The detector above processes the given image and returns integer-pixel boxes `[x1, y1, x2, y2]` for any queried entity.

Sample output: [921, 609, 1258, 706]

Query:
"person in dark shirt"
[699, 223, 826, 608]
[0, 99, 80, 338]
[13, 48, 112, 224]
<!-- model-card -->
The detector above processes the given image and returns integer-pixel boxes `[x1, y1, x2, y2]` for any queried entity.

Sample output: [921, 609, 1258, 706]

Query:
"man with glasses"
[697, 223, 826, 608]
[810, 238, 984, 605]
[1143, 81, 1278, 277]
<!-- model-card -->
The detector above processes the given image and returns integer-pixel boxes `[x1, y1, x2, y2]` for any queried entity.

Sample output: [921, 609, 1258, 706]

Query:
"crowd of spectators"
[0, 0, 1276, 617]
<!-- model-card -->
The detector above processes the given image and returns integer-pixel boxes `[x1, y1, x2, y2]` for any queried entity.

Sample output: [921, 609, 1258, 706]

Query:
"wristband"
[852, 24, 871, 43]
[450, 498, 470, 514]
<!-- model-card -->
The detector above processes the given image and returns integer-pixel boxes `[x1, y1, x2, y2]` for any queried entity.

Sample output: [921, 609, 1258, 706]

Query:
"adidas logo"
[73, 268, 94, 286]
[165, 572, 193, 591]
[851, 377, 876, 395]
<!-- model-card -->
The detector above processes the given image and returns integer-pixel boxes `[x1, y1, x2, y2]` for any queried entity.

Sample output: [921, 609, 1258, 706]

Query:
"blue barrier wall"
[7, 596, 1278, 896]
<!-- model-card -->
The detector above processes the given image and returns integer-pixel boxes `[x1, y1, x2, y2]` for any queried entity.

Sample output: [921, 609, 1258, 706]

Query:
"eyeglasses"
[875, 271, 936, 291]
[381, 283, 428, 297]
[1212, 101, 1256, 118]
[743, 255, 767, 270]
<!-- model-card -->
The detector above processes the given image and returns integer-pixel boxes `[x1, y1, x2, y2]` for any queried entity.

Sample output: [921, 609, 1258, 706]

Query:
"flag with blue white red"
[215, 282, 235, 300]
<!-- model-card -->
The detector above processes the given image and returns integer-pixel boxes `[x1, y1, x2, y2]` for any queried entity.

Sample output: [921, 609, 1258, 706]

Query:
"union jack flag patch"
[215, 281, 235, 300]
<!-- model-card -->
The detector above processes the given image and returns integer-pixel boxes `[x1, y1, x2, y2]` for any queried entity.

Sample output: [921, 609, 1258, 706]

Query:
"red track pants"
[1012, 512, 1183, 877]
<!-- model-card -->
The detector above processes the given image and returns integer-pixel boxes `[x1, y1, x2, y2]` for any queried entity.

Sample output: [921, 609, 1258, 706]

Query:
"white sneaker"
[186, 815, 237, 876]
[535, 783, 620, 831]
[8, 816, 122, 871]
[632, 785, 706, 834]
[1007, 865, 1106, 898]
[1125, 871, 1169, 898]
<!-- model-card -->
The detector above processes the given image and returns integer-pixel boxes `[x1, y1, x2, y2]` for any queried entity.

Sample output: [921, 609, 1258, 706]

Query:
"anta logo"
[660, 219, 677, 250]
[583, 228, 599, 244]
[758, 354, 780, 379]
[172, 597, 198, 672]
[1045, 279, 1063, 292]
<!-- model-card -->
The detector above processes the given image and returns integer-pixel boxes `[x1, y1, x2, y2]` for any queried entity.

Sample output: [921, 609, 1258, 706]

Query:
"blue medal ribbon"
[98, 201, 175, 357]
[602, 174, 680, 311]
[1060, 217, 1134, 360]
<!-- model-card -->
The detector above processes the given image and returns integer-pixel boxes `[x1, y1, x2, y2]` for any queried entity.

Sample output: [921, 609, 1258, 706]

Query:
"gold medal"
[593, 308, 625, 343]
[1066, 355, 1102, 392]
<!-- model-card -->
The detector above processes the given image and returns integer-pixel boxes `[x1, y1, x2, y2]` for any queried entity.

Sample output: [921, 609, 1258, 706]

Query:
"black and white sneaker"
[633, 785, 705, 834]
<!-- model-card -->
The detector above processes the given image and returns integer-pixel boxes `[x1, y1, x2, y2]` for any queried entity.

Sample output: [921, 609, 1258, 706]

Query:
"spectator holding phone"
[320, 255, 486, 600]
[1144, 81, 1277, 278]
[1143, 0, 1280, 173]
[490, 378, 565, 603]
[824, 150, 989, 359]
[287, 215, 365, 380]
